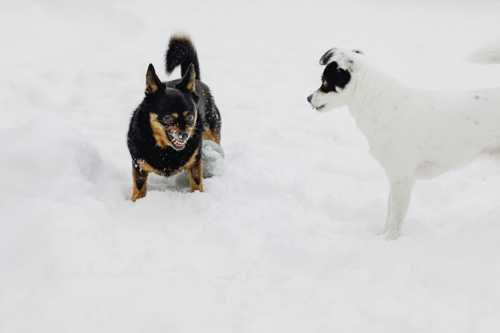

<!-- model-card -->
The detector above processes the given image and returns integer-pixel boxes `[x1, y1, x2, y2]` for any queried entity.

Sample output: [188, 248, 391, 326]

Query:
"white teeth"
[172, 140, 185, 148]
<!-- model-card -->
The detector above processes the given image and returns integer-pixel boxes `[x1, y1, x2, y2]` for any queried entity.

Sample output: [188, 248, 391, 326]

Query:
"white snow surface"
[2, 0, 500, 332]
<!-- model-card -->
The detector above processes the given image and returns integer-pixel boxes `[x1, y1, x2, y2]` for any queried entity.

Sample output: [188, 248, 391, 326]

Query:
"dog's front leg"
[384, 178, 414, 240]
[187, 154, 204, 192]
[131, 164, 149, 202]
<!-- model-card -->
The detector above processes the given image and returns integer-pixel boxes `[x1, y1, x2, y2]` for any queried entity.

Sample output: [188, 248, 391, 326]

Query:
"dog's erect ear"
[320, 48, 335, 65]
[176, 63, 197, 93]
[146, 64, 162, 94]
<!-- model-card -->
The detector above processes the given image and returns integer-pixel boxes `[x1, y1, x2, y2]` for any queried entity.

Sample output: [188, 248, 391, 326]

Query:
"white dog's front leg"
[384, 178, 414, 240]
[383, 192, 393, 234]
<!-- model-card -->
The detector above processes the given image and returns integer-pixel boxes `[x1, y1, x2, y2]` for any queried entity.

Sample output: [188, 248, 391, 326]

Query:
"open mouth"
[168, 135, 188, 150]
[171, 139, 186, 150]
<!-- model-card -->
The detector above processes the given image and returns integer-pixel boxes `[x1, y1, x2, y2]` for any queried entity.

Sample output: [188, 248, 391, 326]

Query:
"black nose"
[179, 132, 188, 141]
[307, 95, 312, 103]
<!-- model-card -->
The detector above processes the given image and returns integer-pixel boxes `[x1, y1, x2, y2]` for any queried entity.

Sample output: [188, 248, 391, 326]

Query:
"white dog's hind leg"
[384, 178, 414, 240]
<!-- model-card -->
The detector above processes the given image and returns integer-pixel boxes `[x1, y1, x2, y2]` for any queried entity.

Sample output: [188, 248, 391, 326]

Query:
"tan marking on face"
[186, 123, 195, 139]
[173, 111, 196, 142]
[149, 113, 173, 149]
[167, 126, 180, 137]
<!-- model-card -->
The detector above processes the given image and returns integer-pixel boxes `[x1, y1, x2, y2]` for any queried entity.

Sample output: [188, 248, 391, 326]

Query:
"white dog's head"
[307, 48, 364, 111]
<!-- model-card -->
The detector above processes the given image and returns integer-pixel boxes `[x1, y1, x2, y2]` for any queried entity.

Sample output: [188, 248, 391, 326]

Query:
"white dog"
[308, 48, 500, 239]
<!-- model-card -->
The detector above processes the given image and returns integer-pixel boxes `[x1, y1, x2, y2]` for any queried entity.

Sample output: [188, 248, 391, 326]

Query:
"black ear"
[146, 64, 162, 94]
[176, 63, 197, 93]
[320, 48, 335, 65]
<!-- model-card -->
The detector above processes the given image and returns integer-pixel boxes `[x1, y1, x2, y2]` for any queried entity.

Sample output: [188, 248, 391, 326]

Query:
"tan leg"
[187, 156, 204, 192]
[131, 165, 148, 201]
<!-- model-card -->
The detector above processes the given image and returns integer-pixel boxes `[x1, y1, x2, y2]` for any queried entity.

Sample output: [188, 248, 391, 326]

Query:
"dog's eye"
[162, 115, 175, 124]
[319, 80, 331, 93]
[185, 114, 195, 123]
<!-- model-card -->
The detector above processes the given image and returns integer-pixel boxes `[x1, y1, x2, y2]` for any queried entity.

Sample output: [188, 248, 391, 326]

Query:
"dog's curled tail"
[166, 34, 201, 80]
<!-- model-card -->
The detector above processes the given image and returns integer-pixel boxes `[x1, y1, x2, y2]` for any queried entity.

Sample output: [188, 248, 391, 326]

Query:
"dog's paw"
[383, 229, 401, 240]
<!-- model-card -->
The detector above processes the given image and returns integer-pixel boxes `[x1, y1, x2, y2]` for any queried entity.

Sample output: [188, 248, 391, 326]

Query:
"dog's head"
[307, 48, 363, 111]
[144, 63, 198, 151]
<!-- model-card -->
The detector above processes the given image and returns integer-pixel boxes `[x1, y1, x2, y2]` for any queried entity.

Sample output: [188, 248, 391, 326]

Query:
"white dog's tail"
[468, 41, 500, 64]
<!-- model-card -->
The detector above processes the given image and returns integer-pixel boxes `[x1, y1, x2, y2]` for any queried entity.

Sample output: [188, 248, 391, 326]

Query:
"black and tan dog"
[127, 35, 222, 201]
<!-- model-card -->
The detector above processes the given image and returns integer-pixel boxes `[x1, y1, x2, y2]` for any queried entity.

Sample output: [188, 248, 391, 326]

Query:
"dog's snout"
[307, 94, 313, 103]
[179, 132, 189, 141]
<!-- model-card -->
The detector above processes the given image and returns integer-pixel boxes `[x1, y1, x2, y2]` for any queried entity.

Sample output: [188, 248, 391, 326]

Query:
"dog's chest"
[142, 143, 198, 176]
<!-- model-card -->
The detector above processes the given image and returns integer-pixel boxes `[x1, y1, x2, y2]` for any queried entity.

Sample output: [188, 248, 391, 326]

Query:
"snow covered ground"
[2, 0, 500, 332]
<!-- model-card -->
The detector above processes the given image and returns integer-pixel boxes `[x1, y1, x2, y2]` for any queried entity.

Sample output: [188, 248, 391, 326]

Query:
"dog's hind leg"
[202, 128, 221, 144]
[384, 177, 414, 240]
[131, 164, 148, 202]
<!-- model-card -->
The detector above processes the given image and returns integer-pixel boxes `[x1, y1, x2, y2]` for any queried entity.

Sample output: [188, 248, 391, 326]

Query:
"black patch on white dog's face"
[320, 61, 351, 93]
[308, 48, 362, 111]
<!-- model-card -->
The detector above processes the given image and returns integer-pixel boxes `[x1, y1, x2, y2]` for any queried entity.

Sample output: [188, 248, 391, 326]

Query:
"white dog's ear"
[319, 48, 335, 65]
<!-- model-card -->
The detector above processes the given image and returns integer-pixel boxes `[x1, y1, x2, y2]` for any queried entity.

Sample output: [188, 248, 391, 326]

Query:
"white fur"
[309, 49, 500, 239]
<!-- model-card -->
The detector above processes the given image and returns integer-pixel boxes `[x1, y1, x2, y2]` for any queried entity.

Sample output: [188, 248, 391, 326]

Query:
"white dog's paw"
[383, 229, 401, 240]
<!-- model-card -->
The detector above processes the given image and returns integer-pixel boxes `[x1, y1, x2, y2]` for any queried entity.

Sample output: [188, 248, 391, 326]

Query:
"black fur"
[320, 61, 351, 93]
[166, 35, 201, 80]
[127, 74, 202, 175]
[127, 35, 222, 193]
